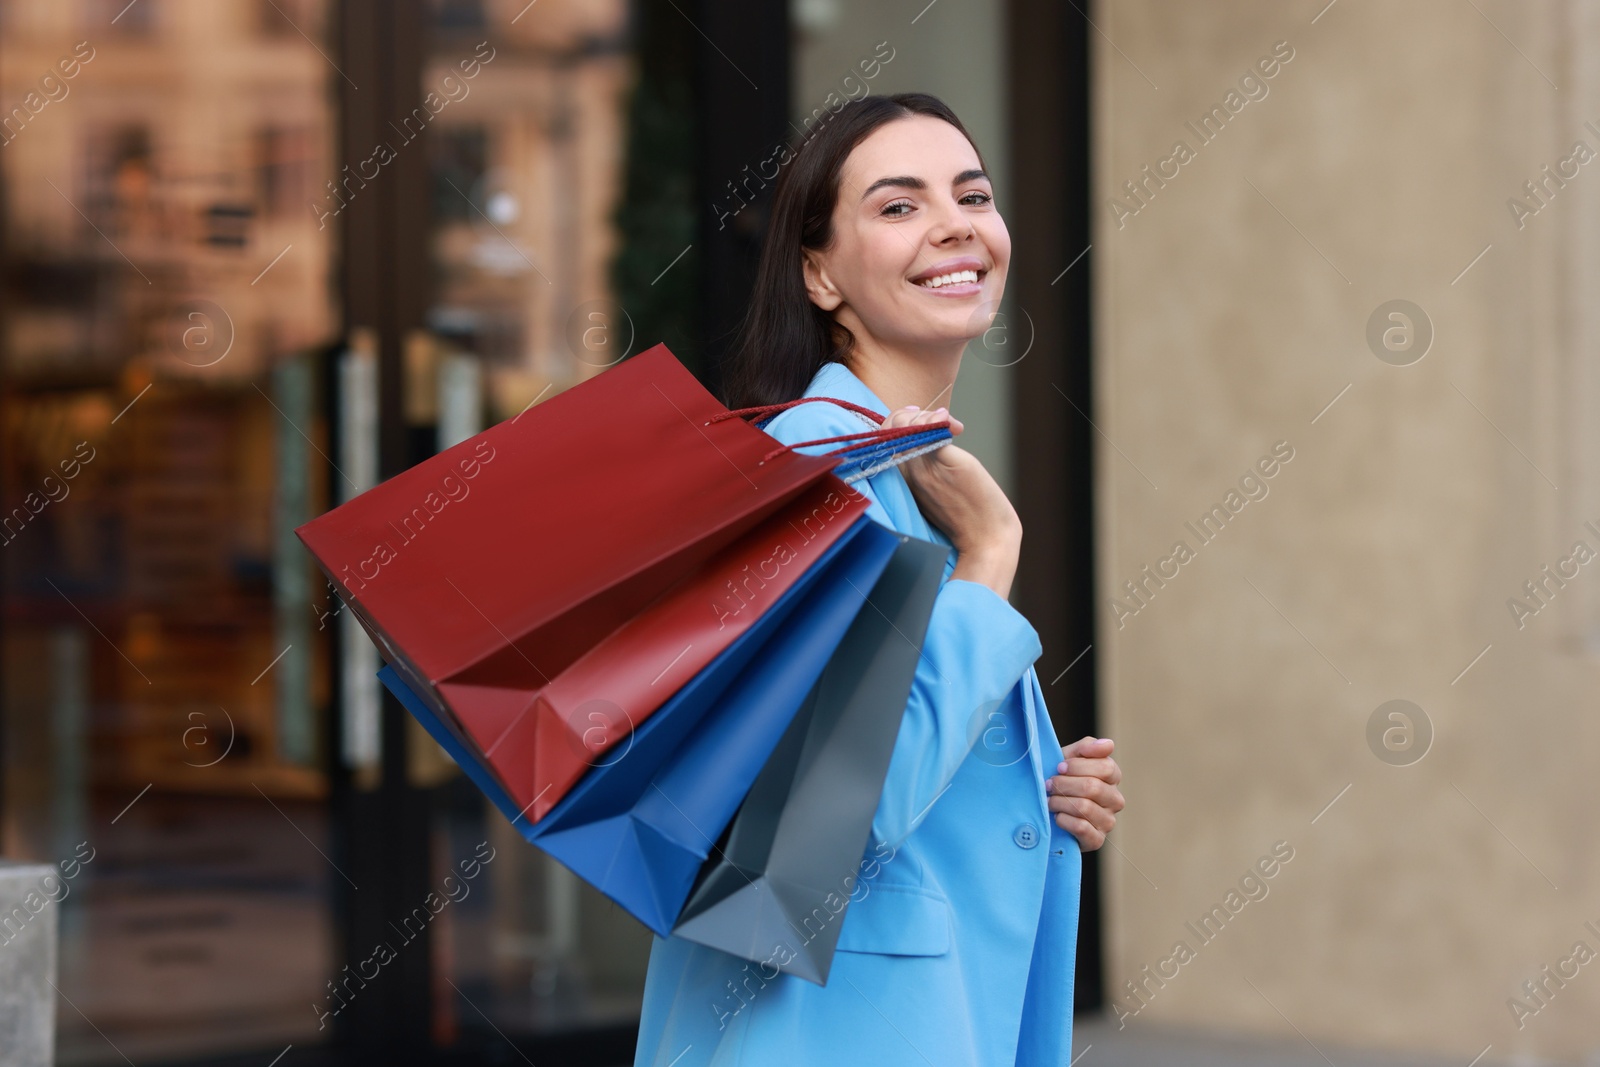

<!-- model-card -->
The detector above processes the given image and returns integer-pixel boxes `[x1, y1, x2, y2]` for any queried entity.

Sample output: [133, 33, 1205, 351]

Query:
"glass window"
[0, 2, 339, 1062]
[2, 0, 671, 1059]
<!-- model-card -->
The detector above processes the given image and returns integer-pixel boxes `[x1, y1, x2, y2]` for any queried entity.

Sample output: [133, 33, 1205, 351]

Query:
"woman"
[633, 92, 1125, 1067]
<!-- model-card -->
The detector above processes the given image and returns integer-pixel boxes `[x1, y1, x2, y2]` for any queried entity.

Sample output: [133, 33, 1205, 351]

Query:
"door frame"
[1006, 0, 1105, 1012]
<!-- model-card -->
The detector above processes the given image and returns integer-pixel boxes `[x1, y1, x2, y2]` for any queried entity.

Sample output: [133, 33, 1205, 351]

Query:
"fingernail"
[1057, 761, 1068, 773]
[934, 407, 947, 415]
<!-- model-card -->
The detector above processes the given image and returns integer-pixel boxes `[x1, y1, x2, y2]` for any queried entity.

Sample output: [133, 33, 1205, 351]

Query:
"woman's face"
[803, 114, 1010, 352]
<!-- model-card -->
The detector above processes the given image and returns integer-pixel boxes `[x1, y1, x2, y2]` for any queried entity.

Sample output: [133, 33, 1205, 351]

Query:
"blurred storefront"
[0, 0, 654, 1063]
[2, 1, 342, 1062]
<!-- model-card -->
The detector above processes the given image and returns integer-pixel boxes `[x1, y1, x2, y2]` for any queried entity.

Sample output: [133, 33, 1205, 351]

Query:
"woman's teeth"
[915, 269, 979, 289]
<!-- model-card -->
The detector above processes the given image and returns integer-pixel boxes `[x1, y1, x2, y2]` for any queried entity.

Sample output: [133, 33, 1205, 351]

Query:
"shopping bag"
[448, 476, 868, 823]
[529, 517, 903, 934]
[374, 509, 890, 830]
[377, 514, 900, 933]
[299, 343, 947, 821]
[670, 533, 949, 984]
[297, 343, 843, 747]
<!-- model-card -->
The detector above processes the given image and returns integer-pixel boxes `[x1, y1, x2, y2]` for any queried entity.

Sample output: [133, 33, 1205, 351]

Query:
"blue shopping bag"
[671, 534, 948, 983]
[379, 514, 901, 932]
[529, 518, 900, 933]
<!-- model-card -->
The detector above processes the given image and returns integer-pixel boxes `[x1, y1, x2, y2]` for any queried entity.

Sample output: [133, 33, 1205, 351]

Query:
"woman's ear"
[801, 250, 843, 312]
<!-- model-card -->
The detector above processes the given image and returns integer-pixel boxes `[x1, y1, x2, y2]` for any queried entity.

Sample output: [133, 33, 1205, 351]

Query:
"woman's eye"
[881, 199, 913, 217]
[961, 191, 993, 206]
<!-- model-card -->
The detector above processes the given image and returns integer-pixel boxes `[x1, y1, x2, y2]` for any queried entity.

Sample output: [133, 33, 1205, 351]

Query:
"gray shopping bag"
[670, 532, 948, 984]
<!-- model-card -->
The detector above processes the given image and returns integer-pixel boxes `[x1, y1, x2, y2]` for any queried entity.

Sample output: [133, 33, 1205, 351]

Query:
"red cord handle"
[707, 395, 888, 426]
[706, 395, 948, 465]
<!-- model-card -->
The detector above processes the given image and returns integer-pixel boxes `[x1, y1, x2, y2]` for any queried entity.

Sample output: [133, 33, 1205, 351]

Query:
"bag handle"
[710, 395, 888, 426]
[757, 420, 948, 465]
[708, 395, 950, 466]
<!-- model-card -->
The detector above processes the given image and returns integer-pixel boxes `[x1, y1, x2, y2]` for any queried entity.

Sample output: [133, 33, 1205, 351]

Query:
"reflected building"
[0, 0, 639, 1062]
[2, 4, 341, 1061]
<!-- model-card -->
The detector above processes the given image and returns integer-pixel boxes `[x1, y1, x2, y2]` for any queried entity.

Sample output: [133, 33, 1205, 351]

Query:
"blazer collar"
[800, 360, 891, 421]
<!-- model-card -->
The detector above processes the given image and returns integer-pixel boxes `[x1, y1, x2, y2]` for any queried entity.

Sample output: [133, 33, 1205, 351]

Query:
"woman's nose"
[927, 198, 975, 244]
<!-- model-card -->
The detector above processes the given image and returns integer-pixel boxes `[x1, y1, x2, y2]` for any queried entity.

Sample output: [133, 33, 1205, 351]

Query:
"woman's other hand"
[1045, 736, 1124, 851]
[881, 405, 1022, 599]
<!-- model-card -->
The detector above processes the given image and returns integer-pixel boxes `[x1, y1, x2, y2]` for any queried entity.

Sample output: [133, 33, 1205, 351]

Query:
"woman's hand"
[1045, 736, 1124, 851]
[881, 405, 1022, 599]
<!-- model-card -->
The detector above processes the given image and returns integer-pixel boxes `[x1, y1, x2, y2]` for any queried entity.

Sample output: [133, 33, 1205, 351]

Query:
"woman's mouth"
[909, 268, 986, 297]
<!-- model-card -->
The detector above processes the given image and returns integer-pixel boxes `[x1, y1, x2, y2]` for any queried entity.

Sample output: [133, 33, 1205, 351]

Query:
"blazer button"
[1013, 823, 1040, 849]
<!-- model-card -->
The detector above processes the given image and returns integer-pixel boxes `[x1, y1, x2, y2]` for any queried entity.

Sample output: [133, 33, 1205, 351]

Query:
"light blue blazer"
[633, 360, 1081, 1067]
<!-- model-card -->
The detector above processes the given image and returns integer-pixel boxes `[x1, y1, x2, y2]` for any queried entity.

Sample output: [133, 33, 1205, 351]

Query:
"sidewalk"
[1072, 1012, 1513, 1067]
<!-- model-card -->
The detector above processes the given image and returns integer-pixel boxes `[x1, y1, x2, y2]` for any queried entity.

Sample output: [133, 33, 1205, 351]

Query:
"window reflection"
[1, 2, 336, 1062]
[0, 0, 654, 1058]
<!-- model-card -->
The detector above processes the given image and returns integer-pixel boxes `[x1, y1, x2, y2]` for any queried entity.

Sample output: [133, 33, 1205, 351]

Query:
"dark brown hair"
[716, 92, 986, 410]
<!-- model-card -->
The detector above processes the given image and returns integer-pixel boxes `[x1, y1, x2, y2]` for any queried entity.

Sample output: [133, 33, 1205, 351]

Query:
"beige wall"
[1094, 0, 1600, 1061]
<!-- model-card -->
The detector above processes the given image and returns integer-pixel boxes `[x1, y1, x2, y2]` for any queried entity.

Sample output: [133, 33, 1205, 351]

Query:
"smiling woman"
[634, 93, 1125, 1067]
[718, 94, 1007, 413]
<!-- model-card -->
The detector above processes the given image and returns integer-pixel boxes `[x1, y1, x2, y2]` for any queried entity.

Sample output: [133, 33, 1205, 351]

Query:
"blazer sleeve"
[760, 400, 1044, 852]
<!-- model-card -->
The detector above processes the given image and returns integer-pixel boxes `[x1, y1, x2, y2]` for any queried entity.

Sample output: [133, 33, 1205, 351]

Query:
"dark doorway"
[1007, 0, 1104, 1012]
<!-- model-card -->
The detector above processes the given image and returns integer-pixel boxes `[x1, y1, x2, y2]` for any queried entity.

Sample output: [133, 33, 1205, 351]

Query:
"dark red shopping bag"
[451, 475, 869, 822]
[298, 344, 834, 693]
[296, 343, 917, 820]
